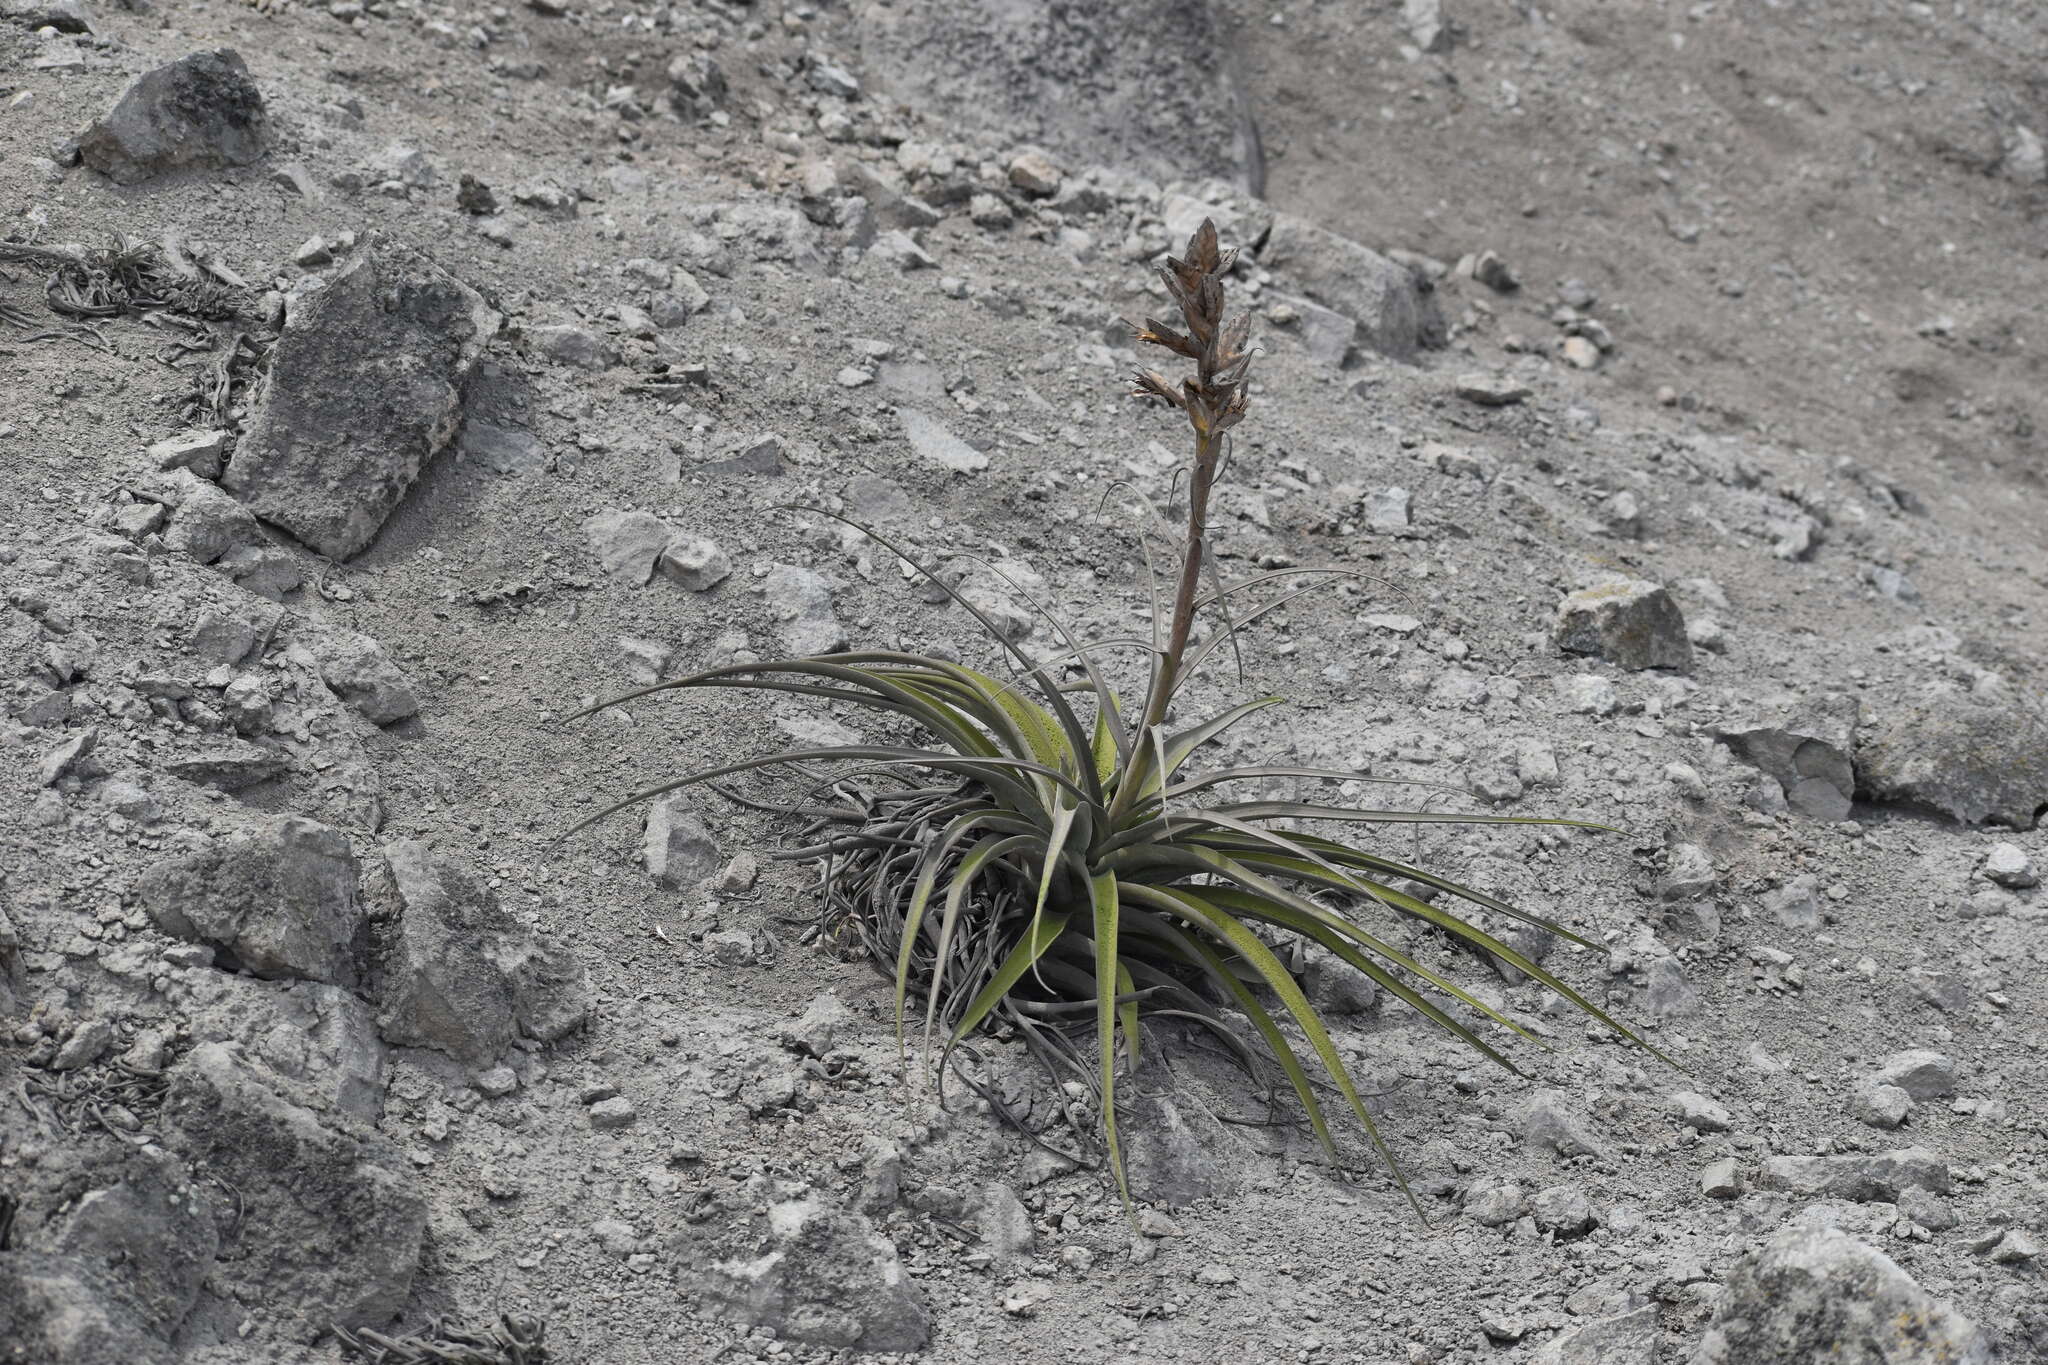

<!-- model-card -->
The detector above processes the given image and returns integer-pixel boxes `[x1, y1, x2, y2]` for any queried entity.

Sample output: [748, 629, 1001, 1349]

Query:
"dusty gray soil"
[1, 1, 2045, 1363]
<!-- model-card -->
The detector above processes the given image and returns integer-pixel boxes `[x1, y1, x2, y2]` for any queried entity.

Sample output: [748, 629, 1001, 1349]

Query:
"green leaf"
[925, 833, 1038, 1048]
[1086, 870, 1130, 1212]
[1126, 882, 1427, 1221]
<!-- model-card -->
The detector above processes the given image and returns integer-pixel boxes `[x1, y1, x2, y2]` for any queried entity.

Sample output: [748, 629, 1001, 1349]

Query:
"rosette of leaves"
[564, 222, 1659, 1212]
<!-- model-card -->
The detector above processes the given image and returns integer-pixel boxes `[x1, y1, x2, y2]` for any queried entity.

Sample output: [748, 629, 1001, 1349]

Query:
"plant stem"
[1146, 426, 1221, 733]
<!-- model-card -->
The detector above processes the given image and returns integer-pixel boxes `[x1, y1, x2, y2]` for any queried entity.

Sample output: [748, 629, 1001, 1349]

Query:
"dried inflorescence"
[1130, 218, 1255, 438]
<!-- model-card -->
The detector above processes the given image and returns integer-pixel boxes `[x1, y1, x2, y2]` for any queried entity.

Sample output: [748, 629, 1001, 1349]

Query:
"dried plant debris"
[13, 1059, 169, 1146]
[0, 234, 257, 322]
[334, 1313, 548, 1365]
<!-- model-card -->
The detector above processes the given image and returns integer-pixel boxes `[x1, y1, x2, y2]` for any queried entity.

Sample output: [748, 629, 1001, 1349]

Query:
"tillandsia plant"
[565, 221, 1661, 1214]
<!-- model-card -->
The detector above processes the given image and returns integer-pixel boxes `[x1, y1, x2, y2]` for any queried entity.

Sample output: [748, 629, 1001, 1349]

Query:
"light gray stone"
[644, 799, 720, 891]
[159, 1043, 425, 1338]
[658, 536, 732, 592]
[1872, 1049, 1955, 1101]
[1533, 1184, 1598, 1236]
[1517, 1089, 1611, 1160]
[1857, 690, 2048, 828]
[899, 409, 988, 474]
[694, 1197, 929, 1353]
[1981, 841, 2037, 888]
[583, 511, 672, 586]
[1261, 213, 1446, 360]
[373, 841, 589, 1063]
[1757, 1147, 1949, 1203]
[1691, 1225, 1989, 1364]
[304, 628, 419, 725]
[139, 816, 363, 986]
[224, 236, 498, 560]
[1716, 693, 1859, 822]
[1850, 1083, 1912, 1131]
[1534, 1307, 1659, 1365]
[762, 564, 847, 656]
[1669, 1091, 1732, 1133]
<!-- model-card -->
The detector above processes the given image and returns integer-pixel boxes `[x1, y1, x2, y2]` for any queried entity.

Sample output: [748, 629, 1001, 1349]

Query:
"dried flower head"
[1131, 219, 1254, 437]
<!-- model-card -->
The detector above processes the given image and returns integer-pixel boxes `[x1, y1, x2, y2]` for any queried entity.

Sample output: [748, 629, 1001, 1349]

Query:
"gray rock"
[1532, 1184, 1598, 1237]
[1873, 1049, 1955, 1101]
[1402, 0, 1452, 53]
[1895, 1187, 1957, 1232]
[694, 1196, 929, 1352]
[373, 840, 589, 1063]
[1701, 1158, 1742, 1200]
[658, 536, 733, 592]
[644, 798, 720, 891]
[1261, 213, 1446, 360]
[49, 1018, 116, 1071]
[1554, 579, 1692, 673]
[1533, 1307, 1659, 1365]
[38, 727, 97, 786]
[1757, 1147, 1949, 1203]
[139, 816, 364, 986]
[53, 1148, 219, 1338]
[1669, 1091, 1732, 1133]
[1981, 841, 2037, 888]
[978, 1182, 1033, 1262]
[223, 236, 499, 560]
[0, 1254, 170, 1365]
[1516, 1089, 1611, 1160]
[1302, 943, 1377, 1015]
[1762, 874, 1823, 930]
[1465, 1183, 1530, 1227]
[1857, 691, 2048, 828]
[159, 1043, 425, 1338]
[179, 972, 388, 1120]
[1658, 842, 1717, 900]
[588, 1095, 637, 1129]
[79, 49, 266, 184]
[1715, 693, 1859, 822]
[899, 408, 989, 474]
[1126, 1091, 1246, 1207]
[779, 991, 853, 1057]
[304, 628, 419, 725]
[1850, 1083, 1912, 1131]
[762, 564, 848, 656]
[1269, 290, 1356, 367]
[162, 740, 288, 791]
[527, 322, 614, 371]
[584, 511, 672, 586]
[458, 420, 547, 475]
[1691, 1225, 1989, 1364]
[1455, 373, 1533, 406]
[160, 469, 265, 565]
[148, 429, 230, 479]
[1365, 486, 1412, 535]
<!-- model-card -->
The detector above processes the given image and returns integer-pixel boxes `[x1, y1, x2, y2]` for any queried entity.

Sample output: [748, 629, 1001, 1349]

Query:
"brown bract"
[1130, 218, 1254, 438]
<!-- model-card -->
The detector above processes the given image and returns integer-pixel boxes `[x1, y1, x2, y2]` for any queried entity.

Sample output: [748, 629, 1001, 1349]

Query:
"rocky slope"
[1, 1, 2044, 1363]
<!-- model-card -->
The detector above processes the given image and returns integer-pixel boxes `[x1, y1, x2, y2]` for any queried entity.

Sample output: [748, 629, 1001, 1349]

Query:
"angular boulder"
[1554, 579, 1692, 673]
[0, 1254, 171, 1365]
[694, 1197, 929, 1353]
[223, 236, 499, 559]
[644, 798, 721, 891]
[1533, 1306, 1659, 1365]
[1857, 691, 2048, 828]
[1756, 1147, 1950, 1203]
[158, 1043, 426, 1338]
[138, 816, 364, 986]
[1692, 1225, 1989, 1364]
[1716, 692, 1859, 821]
[373, 840, 588, 1063]
[79, 49, 267, 185]
[1260, 214, 1447, 361]
[53, 1148, 219, 1339]
[300, 628, 420, 726]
